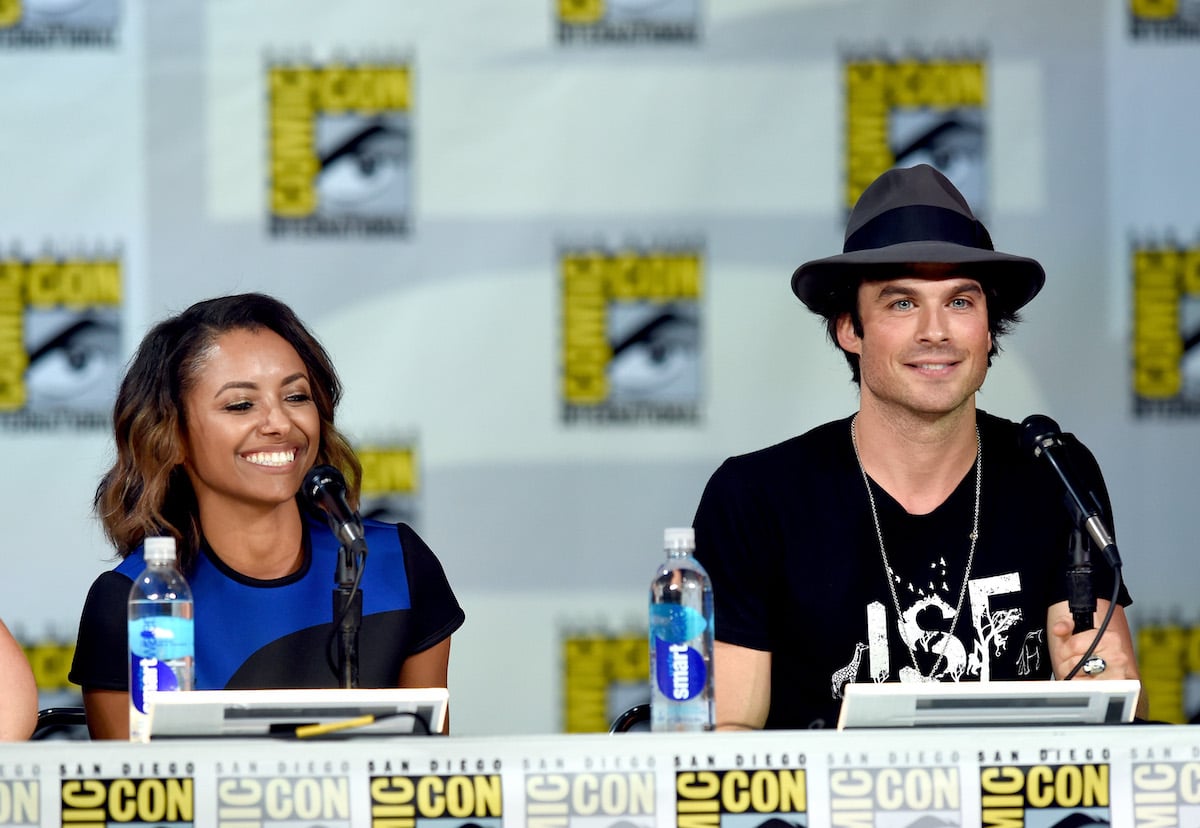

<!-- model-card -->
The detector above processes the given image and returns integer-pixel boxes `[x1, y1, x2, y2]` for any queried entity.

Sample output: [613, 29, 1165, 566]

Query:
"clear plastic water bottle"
[649, 527, 714, 731]
[128, 536, 194, 742]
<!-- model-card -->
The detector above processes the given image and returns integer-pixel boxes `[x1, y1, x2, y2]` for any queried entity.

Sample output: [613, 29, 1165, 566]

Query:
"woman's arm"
[82, 688, 129, 740]
[0, 620, 37, 740]
[398, 637, 451, 734]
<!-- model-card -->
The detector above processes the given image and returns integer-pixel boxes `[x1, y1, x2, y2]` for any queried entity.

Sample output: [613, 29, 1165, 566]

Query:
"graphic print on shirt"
[833, 568, 1042, 697]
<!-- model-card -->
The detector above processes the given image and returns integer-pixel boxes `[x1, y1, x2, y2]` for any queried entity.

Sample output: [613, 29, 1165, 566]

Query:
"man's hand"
[1046, 599, 1147, 718]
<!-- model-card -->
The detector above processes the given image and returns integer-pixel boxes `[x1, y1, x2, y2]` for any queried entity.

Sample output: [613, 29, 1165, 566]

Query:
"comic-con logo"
[1136, 620, 1197, 722]
[524, 772, 653, 827]
[1132, 239, 1200, 417]
[1131, 761, 1200, 825]
[217, 775, 351, 827]
[21, 632, 77, 701]
[562, 632, 648, 733]
[980, 764, 1110, 826]
[0, 0, 118, 47]
[61, 778, 194, 825]
[0, 251, 121, 430]
[357, 443, 420, 526]
[560, 245, 702, 425]
[268, 60, 412, 238]
[843, 49, 986, 214]
[370, 774, 503, 827]
[829, 767, 960, 825]
[1129, 0, 1200, 39]
[556, 0, 700, 44]
[676, 769, 807, 827]
[0, 779, 38, 825]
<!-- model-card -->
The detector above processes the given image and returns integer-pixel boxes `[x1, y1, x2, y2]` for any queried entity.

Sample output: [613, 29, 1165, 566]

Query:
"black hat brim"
[791, 240, 1046, 318]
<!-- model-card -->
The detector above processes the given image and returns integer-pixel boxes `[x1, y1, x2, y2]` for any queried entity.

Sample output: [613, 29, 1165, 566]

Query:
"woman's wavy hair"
[94, 293, 361, 570]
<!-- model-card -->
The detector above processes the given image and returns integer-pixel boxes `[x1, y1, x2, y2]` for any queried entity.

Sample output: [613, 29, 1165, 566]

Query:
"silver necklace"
[850, 415, 982, 680]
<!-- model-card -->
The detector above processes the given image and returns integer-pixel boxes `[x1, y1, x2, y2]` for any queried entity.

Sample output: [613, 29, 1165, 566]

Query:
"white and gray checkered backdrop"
[1, 0, 1197, 734]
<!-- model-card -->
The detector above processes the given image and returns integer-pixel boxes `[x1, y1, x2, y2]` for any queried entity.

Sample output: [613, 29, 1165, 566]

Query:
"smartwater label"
[128, 616, 192, 716]
[129, 654, 183, 715]
[654, 639, 706, 701]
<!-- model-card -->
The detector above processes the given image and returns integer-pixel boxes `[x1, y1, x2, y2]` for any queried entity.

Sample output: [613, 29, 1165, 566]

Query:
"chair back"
[608, 703, 650, 733]
[32, 706, 88, 740]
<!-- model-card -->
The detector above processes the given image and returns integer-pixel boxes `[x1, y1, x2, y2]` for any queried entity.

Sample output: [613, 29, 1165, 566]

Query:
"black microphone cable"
[324, 545, 368, 682]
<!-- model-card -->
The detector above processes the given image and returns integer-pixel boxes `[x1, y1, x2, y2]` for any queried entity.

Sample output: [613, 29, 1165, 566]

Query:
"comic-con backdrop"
[3, 0, 1199, 734]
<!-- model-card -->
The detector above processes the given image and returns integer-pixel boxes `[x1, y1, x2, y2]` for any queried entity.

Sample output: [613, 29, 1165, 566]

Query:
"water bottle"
[649, 527, 714, 731]
[128, 536, 194, 742]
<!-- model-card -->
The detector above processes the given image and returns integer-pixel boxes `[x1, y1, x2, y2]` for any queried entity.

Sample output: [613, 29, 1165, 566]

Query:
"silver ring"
[1082, 656, 1107, 676]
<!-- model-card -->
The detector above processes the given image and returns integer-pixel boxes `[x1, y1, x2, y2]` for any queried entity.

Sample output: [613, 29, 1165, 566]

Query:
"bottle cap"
[144, 536, 177, 564]
[663, 527, 695, 549]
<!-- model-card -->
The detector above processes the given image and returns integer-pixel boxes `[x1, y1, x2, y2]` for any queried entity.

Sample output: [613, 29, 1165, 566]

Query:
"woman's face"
[180, 327, 321, 514]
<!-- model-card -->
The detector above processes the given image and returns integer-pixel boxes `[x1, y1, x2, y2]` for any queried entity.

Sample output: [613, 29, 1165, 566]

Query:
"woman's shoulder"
[81, 567, 136, 615]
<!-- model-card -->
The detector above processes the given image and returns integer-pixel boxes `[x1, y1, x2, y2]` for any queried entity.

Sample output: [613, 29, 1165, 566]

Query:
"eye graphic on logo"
[891, 108, 985, 214]
[316, 120, 408, 210]
[607, 306, 699, 400]
[25, 314, 120, 407]
[1180, 323, 1200, 394]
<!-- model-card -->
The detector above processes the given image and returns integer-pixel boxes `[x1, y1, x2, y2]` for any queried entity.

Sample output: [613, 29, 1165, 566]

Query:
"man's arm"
[713, 641, 771, 730]
[1046, 599, 1148, 718]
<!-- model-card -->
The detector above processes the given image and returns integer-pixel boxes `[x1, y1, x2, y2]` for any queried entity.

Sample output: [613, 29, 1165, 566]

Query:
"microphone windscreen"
[1019, 414, 1062, 455]
[301, 464, 347, 508]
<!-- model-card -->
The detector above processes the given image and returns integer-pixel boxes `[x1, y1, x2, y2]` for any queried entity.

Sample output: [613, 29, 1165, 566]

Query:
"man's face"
[836, 275, 992, 421]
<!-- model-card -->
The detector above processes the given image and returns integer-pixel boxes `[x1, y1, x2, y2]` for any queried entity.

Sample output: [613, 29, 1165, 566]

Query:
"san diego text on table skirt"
[5, 725, 1198, 827]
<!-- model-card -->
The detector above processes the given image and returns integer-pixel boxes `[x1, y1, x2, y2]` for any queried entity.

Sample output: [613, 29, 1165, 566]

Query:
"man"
[692, 164, 1142, 730]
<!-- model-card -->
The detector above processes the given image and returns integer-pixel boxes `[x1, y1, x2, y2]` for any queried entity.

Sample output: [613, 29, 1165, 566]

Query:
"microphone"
[1019, 415, 1121, 571]
[301, 464, 366, 556]
[1020, 415, 1121, 635]
[302, 464, 368, 689]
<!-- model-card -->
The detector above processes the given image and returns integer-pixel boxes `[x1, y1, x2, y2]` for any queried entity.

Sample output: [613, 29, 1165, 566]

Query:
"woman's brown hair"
[94, 293, 361, 570]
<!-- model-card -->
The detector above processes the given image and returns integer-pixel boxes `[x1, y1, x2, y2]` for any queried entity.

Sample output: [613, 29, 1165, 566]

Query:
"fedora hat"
[791, 164, 1045, 317]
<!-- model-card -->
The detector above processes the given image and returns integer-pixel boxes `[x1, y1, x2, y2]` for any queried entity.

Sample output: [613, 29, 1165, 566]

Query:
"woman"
[70, 293, 464, 739]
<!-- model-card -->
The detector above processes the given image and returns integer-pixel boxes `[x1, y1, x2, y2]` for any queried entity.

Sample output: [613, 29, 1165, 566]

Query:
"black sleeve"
[691, 458, 776, 651]
[68, 571, 134, 691]
[397, 523, 465, 654]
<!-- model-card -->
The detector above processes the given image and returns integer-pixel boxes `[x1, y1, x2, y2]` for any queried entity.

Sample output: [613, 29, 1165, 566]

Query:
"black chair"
[608, 703, 650, 733]
[32, 706, 88, 740]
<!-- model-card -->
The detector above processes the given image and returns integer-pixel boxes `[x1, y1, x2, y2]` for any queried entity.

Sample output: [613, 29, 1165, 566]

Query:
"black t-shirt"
[692, 411, 1128, 730]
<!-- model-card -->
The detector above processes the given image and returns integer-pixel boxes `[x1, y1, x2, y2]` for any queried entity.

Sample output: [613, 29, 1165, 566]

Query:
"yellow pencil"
[295, 714, 376, 739]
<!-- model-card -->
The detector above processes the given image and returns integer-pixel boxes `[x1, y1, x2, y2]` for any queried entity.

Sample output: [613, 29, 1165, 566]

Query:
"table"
[6, 724, 1198, 826]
